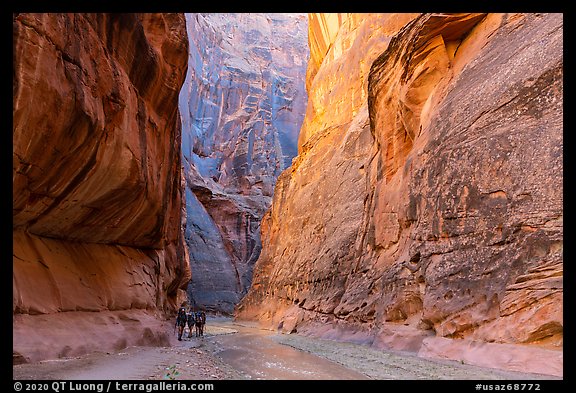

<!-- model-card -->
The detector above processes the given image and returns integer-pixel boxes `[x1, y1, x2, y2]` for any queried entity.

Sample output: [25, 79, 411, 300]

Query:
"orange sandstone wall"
[237, 13, 563, 377]
[13, 13, 190, 363]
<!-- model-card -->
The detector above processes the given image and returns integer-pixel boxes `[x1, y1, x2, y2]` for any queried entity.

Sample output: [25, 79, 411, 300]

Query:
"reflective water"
[204, 320, 368, 380]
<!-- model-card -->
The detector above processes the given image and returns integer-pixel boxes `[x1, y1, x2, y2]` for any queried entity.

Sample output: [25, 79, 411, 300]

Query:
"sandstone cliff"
[13, 13, 190, 363]
[179, 13, 308, 313]
[237, 13, 563, 377]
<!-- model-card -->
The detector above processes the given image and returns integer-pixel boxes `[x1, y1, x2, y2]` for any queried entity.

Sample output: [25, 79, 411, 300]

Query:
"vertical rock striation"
[237, 13, 563, 377]
[13, 13, 190, 363]
[179, 13, 308, 313]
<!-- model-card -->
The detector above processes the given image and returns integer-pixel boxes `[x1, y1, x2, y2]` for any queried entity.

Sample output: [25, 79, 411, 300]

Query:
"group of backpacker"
[175, 305, 206, 341]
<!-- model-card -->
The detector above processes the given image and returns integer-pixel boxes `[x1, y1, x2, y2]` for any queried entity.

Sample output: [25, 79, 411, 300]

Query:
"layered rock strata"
[237, 13, 563, 377]
[179, 13, 308, 313]
[13, 13, 190, 363]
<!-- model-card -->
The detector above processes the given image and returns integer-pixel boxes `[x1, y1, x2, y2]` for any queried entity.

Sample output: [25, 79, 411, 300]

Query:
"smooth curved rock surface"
[13, 13, 190, 363]
[179, 13, 308, 313]
[237, 13, 563, 377]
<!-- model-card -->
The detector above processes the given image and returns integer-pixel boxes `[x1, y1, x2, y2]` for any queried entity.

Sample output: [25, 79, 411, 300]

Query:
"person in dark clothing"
[186, 309, 195, 338]
[195, 310, 206, 337]
[175, 306, 187, 341]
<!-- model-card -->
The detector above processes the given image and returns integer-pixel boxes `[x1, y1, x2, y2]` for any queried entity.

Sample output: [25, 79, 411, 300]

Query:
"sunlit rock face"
[13, 13, 190, 363]
[237, 13, 563, 376]
[179, 13, 308, 314]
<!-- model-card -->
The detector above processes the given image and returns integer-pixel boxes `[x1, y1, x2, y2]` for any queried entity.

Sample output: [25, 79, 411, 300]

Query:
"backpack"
[195, 311, 203, 324]
[177, 307, 187, 324]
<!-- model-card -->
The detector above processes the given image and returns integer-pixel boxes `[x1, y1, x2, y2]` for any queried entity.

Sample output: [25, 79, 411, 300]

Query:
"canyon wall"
[13, 13, 190, 363]
[237, 13, 563, 376]
[179, 13, 308, 313]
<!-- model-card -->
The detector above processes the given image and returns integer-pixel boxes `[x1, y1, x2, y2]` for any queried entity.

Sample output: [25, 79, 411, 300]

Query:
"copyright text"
[13, 382, 215, 393]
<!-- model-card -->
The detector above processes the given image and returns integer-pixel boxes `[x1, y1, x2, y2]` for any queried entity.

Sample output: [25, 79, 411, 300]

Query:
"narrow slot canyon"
[13, 12, 563, 381]
[179, 13, 308, 315]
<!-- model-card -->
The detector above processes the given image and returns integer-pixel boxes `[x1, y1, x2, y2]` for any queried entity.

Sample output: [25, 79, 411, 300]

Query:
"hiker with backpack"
[195, 310, 206, 337]
[186, 308, 195, 338]
[175, 306, 187, 341]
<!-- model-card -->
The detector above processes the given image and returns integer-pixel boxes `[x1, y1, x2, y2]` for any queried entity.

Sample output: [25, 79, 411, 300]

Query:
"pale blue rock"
[179, 13, 309, 313]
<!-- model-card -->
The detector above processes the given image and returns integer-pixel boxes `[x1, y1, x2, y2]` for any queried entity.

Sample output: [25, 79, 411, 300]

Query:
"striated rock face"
[237, 13, 563, 376]
[179, 13, 308, 313]
[13, 13, 190, 363]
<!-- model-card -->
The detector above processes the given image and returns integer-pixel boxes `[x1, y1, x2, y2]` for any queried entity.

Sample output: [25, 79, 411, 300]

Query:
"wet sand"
[271, 332, 558, 380]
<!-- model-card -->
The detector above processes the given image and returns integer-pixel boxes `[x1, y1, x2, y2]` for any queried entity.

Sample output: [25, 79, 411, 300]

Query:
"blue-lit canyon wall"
[179, 13, 309, 313]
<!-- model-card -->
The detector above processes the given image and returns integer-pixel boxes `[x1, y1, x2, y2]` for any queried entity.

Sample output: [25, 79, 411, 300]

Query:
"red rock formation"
[237, 13, 563, 377]
[13, 13, 190, 363]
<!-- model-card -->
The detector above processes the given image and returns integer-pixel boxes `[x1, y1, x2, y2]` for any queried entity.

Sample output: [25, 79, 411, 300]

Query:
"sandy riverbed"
[13, 317, 560, 381]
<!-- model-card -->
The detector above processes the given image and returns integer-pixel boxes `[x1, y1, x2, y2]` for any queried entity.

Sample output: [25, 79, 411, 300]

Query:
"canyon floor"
[13, 316, 559, 380]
